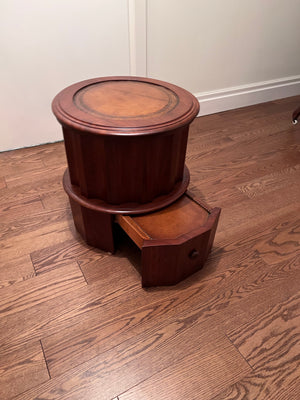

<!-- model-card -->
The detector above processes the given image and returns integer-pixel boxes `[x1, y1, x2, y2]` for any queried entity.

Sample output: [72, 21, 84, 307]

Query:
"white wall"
[0, 0, 130, 151]
[1, 0, 300, 151]
[147, 0, 300, 114]
[147, 0, 300, 92]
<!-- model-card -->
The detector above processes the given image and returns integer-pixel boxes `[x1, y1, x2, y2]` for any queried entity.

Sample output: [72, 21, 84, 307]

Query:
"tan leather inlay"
[74, 80, 178, 119]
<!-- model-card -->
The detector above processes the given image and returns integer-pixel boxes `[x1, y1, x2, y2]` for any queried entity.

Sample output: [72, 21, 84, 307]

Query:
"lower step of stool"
[117, 192, 221, 287]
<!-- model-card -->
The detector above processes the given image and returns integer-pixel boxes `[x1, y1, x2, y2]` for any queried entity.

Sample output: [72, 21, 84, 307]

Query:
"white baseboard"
[194, 75, 300, 116]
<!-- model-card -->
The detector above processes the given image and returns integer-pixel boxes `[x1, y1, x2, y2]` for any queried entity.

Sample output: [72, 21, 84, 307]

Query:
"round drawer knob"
[189, 249, 199, 259]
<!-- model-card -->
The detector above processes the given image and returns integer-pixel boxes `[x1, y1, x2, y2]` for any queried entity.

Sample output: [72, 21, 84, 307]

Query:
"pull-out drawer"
[117, 193, 220, 287]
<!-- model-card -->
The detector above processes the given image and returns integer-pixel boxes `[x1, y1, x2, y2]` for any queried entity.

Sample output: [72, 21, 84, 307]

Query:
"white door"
[0, 0, 130, 151]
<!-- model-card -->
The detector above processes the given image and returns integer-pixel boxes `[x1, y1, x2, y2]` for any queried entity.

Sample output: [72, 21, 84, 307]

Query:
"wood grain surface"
[52, 76, 199, 133]
[74, 80, 178, 118]
[0, 95, 299, 399]
[121, 195, 209, 242]
[54, 76, 199, 215]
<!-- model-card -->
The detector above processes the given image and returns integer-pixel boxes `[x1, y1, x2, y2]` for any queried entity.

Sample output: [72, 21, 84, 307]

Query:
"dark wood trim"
[63, 167, 190, 215]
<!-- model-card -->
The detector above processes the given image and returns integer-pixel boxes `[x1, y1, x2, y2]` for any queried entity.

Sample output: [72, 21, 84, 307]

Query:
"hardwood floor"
[0, 96, 299, 400]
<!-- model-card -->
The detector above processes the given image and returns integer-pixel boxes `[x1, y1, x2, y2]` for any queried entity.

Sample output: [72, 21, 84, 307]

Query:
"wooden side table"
[52, 76, 220, 286]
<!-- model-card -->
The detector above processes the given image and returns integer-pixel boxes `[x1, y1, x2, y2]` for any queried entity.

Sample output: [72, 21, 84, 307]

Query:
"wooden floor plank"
[238, 164, 300, 199]
[187, 112, 296, 163]
[211, 372, 300, 400]
[254, 219, 300, 266]
[188, 122, 299, 172]
[188, 95, 299, 137]
[0, 209, 75, 261]
[216, 202, 298, 246]
[40, 188, 69, 210]
[0, 195, 45, 223]
[40, 141, 66, 167]
[15, 320, 251, 400]
[0, 176, 6, 189]
[219, 210, 300, 267]
[0, 141, 64, 164]
[228, 292, 300, 370]
[213, 254, 299, 328]
[5, 164, 66, 189]
[0, 263, 86, 320]
[187, 138, 300, 194]
[0, 254, 35, 289]
[0, 225, 74, 261]
[0, 150, 45, 176]
[190, 173, 299, 224]
[0, 207, 72, 242]
[0, 255, 140, 352]
[31, 238, 108, 275]
[0, 96, 299, 400]
[212, 292, 300, 400]
[0, 175, 63, 205]
[118, 336, 249, 400]
[0, 341, 50, 400]
[39, 246, 299, 379]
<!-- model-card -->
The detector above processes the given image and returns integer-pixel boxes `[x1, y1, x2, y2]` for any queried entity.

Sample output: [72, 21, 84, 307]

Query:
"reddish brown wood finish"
[52, 76, 199, 210]
[63, 167, 190, 215]
[52, 76, 219, 286]
[68, 196, 115, 253]
[62, 125, 189, 205]
[52, 77, 199, 135]
[117, 194, 221, 287]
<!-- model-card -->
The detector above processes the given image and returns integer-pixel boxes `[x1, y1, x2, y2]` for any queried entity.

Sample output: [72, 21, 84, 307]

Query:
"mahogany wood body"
[63, 125, 189, 205]
[68, 197, 115, 253]
[52, 76, 217, 286]
[64, 170, 220, 285]
[117, 193, 220, 287]
[52, 76, 199, 213]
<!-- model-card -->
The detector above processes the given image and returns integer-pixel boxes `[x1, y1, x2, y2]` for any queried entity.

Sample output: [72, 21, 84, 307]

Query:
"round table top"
[52, 76, 199, 136]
